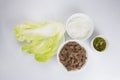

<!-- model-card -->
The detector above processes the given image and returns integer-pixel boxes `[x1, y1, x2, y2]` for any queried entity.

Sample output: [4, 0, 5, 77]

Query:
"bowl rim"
[66, 13, 94, 41]
[57, 39, 88, 72]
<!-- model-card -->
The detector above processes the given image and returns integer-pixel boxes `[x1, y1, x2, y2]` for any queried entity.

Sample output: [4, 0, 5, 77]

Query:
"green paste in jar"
[93, 37, 106, 52]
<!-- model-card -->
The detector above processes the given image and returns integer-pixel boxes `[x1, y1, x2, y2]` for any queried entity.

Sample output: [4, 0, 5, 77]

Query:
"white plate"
[66, 13, 94, 41]
[57, 40, 88, 73]
[0, 0, 120, 80]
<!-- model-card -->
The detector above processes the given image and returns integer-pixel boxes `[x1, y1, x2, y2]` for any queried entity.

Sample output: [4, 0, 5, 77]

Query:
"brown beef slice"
[59, 41, 87, 71]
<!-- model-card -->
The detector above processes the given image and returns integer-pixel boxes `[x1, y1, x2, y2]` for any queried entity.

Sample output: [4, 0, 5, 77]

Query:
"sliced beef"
[59, 41, 87, 71]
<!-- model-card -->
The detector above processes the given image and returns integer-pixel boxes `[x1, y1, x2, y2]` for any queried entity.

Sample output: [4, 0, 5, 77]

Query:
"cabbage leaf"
[14, 21, 65, 62]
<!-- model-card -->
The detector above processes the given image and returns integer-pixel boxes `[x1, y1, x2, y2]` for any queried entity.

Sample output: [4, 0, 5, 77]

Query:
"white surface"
[0, 0, 120, 80]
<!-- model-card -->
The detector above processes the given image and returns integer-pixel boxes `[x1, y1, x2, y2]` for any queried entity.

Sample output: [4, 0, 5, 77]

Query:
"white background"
[0, 0, 120, 80]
